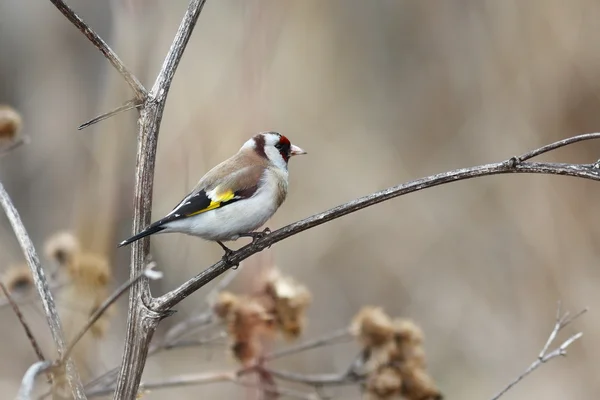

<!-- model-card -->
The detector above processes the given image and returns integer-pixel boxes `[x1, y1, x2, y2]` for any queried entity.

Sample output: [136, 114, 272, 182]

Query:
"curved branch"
[152, 160, 600, 311]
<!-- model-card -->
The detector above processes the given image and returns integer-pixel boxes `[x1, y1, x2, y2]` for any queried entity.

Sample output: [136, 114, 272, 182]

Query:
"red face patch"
[275, 135, 292, 162]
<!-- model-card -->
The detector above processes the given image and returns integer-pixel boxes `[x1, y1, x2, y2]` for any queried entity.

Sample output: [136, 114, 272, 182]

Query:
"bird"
[118, 131, 306, 259]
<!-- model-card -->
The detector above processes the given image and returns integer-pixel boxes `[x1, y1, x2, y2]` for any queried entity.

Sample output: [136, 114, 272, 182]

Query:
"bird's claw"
[217, 241, 239, 269]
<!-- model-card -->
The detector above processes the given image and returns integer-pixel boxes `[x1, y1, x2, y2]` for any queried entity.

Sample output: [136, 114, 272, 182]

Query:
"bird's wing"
[165, 164, 265, 221]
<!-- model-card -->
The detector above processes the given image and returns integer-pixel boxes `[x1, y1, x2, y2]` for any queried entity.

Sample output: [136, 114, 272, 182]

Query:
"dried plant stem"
[0, 282, 46, 363]
[0, 181, 86, 399]
[490, 305, 587, 400]
[77, 99, 141, 130]
[48, 0, 146, 99]
[113, 1, 208, 398]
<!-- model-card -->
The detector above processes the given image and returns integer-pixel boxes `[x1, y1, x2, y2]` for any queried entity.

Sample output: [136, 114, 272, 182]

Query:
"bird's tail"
[118, 223, 165, 247]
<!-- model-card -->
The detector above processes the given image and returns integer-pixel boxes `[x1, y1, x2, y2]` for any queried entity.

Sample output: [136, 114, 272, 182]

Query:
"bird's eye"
[275, 142, 283, 150]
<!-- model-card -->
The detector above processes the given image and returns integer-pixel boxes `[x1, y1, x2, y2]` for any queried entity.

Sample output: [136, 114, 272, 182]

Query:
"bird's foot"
[239, 227, 271, 244]
[217, 241, 239, 269]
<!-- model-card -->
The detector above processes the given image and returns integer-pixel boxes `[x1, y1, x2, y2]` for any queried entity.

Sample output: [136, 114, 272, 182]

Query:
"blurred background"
[1, 0, 599, 398]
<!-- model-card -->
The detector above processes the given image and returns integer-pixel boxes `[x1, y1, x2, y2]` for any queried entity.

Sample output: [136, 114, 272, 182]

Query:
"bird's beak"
[290, 144, 307, 156]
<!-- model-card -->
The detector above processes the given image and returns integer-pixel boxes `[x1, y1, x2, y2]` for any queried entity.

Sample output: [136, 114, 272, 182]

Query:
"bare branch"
[491, 306, 587, 400]
[0, 282, 46, 363]
[61, 263, 163, 363]
[0, 181, 86, 399]
[78, 99, 142, 130]
[263, 328, 351, 362]
[47, 0, 146, 99]
[516, 132, 600, 163]
[151, 159, 600, 312]
[113, 1, 208, 398]
[17, 361, 52, 400]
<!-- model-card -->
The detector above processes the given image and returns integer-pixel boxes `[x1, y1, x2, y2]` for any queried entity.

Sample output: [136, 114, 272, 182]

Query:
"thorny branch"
[0, 181, 86, 399]
[491, 304, 587, 400]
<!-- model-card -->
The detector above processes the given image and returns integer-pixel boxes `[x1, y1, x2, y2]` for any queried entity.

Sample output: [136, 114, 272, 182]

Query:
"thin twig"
[0, 282, 46, 363]
[61, 263, 163, 363]
[17, 361, 52, 400]
[264, 328, 351, 361]
[490, 305, 587, 400]
[113, 1, 208, 398]
[516, 132, 600, 163]
[48, 0, 147, 99]
[78, 99, 142, 130]
[0, 181, 86, 399]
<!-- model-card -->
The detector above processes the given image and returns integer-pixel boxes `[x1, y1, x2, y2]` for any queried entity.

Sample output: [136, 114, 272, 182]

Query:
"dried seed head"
[1, 264, 33, 294]
[393, 318, 424, 347]
[400, 366, 442, 400]
[227, 299, 275, 365]
[67, 252, 111, 288]
[365, 366, 403, 399]
[351, 307, 395, 349]
[0, 105, 22, 142]
[44, 231, 81, 267]
[265, 269, 312, 339]
[213, 291, 240, 319]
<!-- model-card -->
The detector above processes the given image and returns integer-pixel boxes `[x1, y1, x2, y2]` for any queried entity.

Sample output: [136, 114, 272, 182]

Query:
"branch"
[0, 282, 46, 364]
[491, 304, 587, 400]
[77, 99, 141, 130]
[48, 0, 147, 99]
[0, 181, 86, 399]
[113, 1, 208, 398]
[151, 133, 600, 311]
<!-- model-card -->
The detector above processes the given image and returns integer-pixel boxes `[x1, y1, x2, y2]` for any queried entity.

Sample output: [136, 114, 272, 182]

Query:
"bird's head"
[244, 131, 306, 170]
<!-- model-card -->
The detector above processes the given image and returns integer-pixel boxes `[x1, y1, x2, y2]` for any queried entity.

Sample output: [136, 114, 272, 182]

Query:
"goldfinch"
[118, 131, 306, 256]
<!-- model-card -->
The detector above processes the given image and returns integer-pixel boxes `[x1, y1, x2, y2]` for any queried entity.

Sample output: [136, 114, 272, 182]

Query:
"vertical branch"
[112, 1, 208, 398]
[0, 182, 86, 399]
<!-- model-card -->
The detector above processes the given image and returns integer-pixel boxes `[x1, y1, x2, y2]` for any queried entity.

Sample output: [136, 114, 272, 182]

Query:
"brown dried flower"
[400, 365, 442, 400]
[365, 366, 403, 399]
[264, 269, 312, 339]
[351, 307, 442, 400]
[67, 252, 111, 288]
[1, 264, 33, 294]
[0, 104, 22, 142]
[44, 231, 81, 267]
[213, 291, 240, 319]
[215, 291, 275, 366]
[351, 306, 395, 348]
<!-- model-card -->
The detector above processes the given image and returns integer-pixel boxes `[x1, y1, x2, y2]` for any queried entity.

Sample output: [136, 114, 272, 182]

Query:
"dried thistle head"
[2, 264, 33, 294]
[67, 252, 111, 288]
[227, 299, 275, 365]
[351, 307, 395, 349]
[44, 231, 81, 267]
[213, 291, 240, 319]
[365, 366, 403, 400]
[393, 318, 423, 347]
[265, 269, 312, 339]
[0, 104, 22, 142]
[400, 365, 442, 400]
